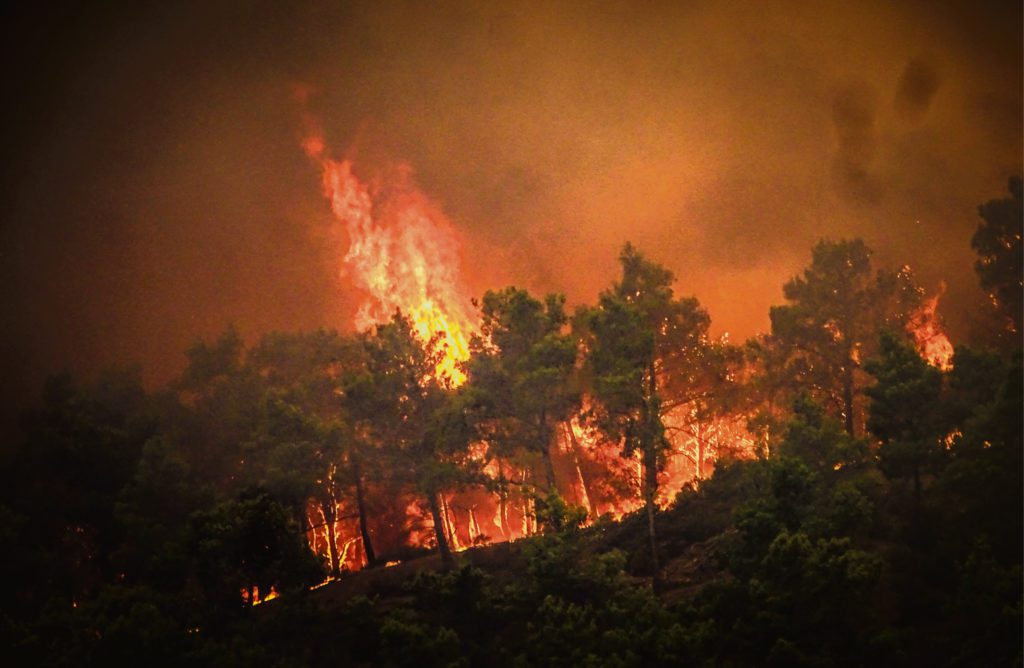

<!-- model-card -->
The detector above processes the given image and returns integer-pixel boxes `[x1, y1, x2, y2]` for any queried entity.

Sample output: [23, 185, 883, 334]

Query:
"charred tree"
[318, 492, 341, 578]
[428, 491, 454, 568]
[352, 462, 376, 566]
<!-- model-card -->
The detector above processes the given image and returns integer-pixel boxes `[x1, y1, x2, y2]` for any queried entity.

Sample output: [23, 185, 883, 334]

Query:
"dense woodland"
[1, 179, 1021, 666]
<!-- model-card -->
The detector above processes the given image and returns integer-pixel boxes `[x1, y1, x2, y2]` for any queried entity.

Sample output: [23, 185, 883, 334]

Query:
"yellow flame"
[908, 283, 954, 371]
[300, 113, 472, 385]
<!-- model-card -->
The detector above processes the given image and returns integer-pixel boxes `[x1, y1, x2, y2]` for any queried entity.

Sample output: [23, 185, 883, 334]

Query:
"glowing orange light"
[908, 283, 954, 371]
[299, 109, 473, 385]
[291, 90, 760, 579]
[252, 586, 280, 605]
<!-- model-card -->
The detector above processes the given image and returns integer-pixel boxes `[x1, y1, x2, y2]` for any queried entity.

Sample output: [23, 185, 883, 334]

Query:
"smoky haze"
[1, 0, 1020, 436]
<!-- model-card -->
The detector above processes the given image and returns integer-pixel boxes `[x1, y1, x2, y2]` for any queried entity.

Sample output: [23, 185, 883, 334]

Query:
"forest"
[1, 178, 1020, 667]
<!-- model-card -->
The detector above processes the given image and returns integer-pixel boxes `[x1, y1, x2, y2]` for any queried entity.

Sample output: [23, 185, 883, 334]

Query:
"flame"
[245, 585, 280, 606]
[298, 103, 472, 385]
[291, 90, 762, 583]
[907, 283, 954, 371]
[299, 410, 756, 588]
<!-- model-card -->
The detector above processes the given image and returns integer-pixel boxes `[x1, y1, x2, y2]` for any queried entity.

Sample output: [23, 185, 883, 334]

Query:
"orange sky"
[0, 0, 1020, 434]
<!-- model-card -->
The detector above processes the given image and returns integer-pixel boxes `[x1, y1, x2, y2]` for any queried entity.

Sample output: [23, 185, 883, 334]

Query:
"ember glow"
[300, 394, 758, 574]
[299, 101, 473, 385]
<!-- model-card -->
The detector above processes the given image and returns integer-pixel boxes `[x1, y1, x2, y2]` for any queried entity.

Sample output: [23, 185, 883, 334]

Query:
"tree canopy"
[1, 208, 1020, 666]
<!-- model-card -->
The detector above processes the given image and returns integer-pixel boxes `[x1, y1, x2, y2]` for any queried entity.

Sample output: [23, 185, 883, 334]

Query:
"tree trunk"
[496, 461, 509, 539]
[843, 358, 856, 437]
[353, 468, 376, 566]
[320, 495, 341, 578]
[765, 389, 777, 458]
[565, 422, 597, 516]
[522, 469, 535, 535]
[696, 420, 705, 480]
[428, 491, 454, 568]
[299, 503, 310, 544]
[539, 411, 557, 493]
[644, 362, 661, 584]
[643, 441, 660, 582]
[541, 446, 557, 494]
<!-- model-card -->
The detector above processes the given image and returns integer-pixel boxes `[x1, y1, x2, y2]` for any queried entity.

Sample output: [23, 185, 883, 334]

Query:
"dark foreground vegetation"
[1, 179, 1020, 666]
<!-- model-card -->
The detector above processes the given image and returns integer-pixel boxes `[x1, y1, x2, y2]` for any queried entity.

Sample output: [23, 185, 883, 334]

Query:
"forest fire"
[294, 106, 776, 572]
[908, 283, 955, 371]
[299, 100, 473, 386]
[301, 391, 758, 574]
[285, 92, 995, 600]
[6, 4, 1020, 664]
[292, 124, 962, 577]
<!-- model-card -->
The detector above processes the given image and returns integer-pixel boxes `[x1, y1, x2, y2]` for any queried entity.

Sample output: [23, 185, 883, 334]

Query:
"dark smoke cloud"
[894, 58, 942, 123]
[0, 0, 1020, 439]
[832, 82, 881, 203]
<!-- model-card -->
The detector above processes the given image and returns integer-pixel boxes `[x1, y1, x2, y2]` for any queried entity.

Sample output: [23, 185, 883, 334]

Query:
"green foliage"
[468, 287, 579, 489]
[379, 618, 465, 668]
[778, 392, 867, 471]
[533, 491, 588, 534]
[865, 330, 947, 495]
[937, 351, 1023, 563]
[1, 230, 1020, 667]
[577, 243, 720, 577]
[189, 489, 323, 609]
[179, 325, 245, 394]
[944, 540, 1023, 666]
[345, 313, 453, 485]
[972, 176, 1023, 335]
[943, 344, 1005, 425]
[344, 311, 480, 565]
[579, 295, 654, 450]
[579, 243, 716, 456]
[865, 331, 945, 442]
[768, 238, 921, 435]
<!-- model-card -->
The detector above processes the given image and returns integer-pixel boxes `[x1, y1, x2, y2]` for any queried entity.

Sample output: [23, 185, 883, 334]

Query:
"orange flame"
[298, 102, 472, 385]
[907, 283, 954, 371]
[292, 89, 761, 581]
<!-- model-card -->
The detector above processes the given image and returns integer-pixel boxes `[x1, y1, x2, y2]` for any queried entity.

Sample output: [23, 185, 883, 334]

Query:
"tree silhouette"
[864, 331, 946, 497]
[577, 243, 712, 579]
[972, 176, 1023, 336]
[345, 312, 478, 567]
[769, 239, 919, 436]
[467, 287, 579, 493]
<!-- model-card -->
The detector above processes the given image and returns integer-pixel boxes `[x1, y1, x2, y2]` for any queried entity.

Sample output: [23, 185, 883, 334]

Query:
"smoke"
[832, 82, 881, 203]
[0, 0, 1020, 440]
[894, 58, 942, 123]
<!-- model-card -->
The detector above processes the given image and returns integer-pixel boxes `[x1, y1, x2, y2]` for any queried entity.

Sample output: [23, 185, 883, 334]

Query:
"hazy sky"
[1, 0, 1020, 432]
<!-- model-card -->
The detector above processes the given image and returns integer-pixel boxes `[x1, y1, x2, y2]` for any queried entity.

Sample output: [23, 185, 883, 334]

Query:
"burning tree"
[231, 330, 376, 577]
[576, 243, 714, 578]
[344, 312, 479, 567]
[467, 287, 580, 496]
[768, 239, 921, 437]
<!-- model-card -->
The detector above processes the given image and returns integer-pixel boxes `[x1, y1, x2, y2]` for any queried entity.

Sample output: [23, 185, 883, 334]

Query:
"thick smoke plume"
[0, 0, 1020, 440]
